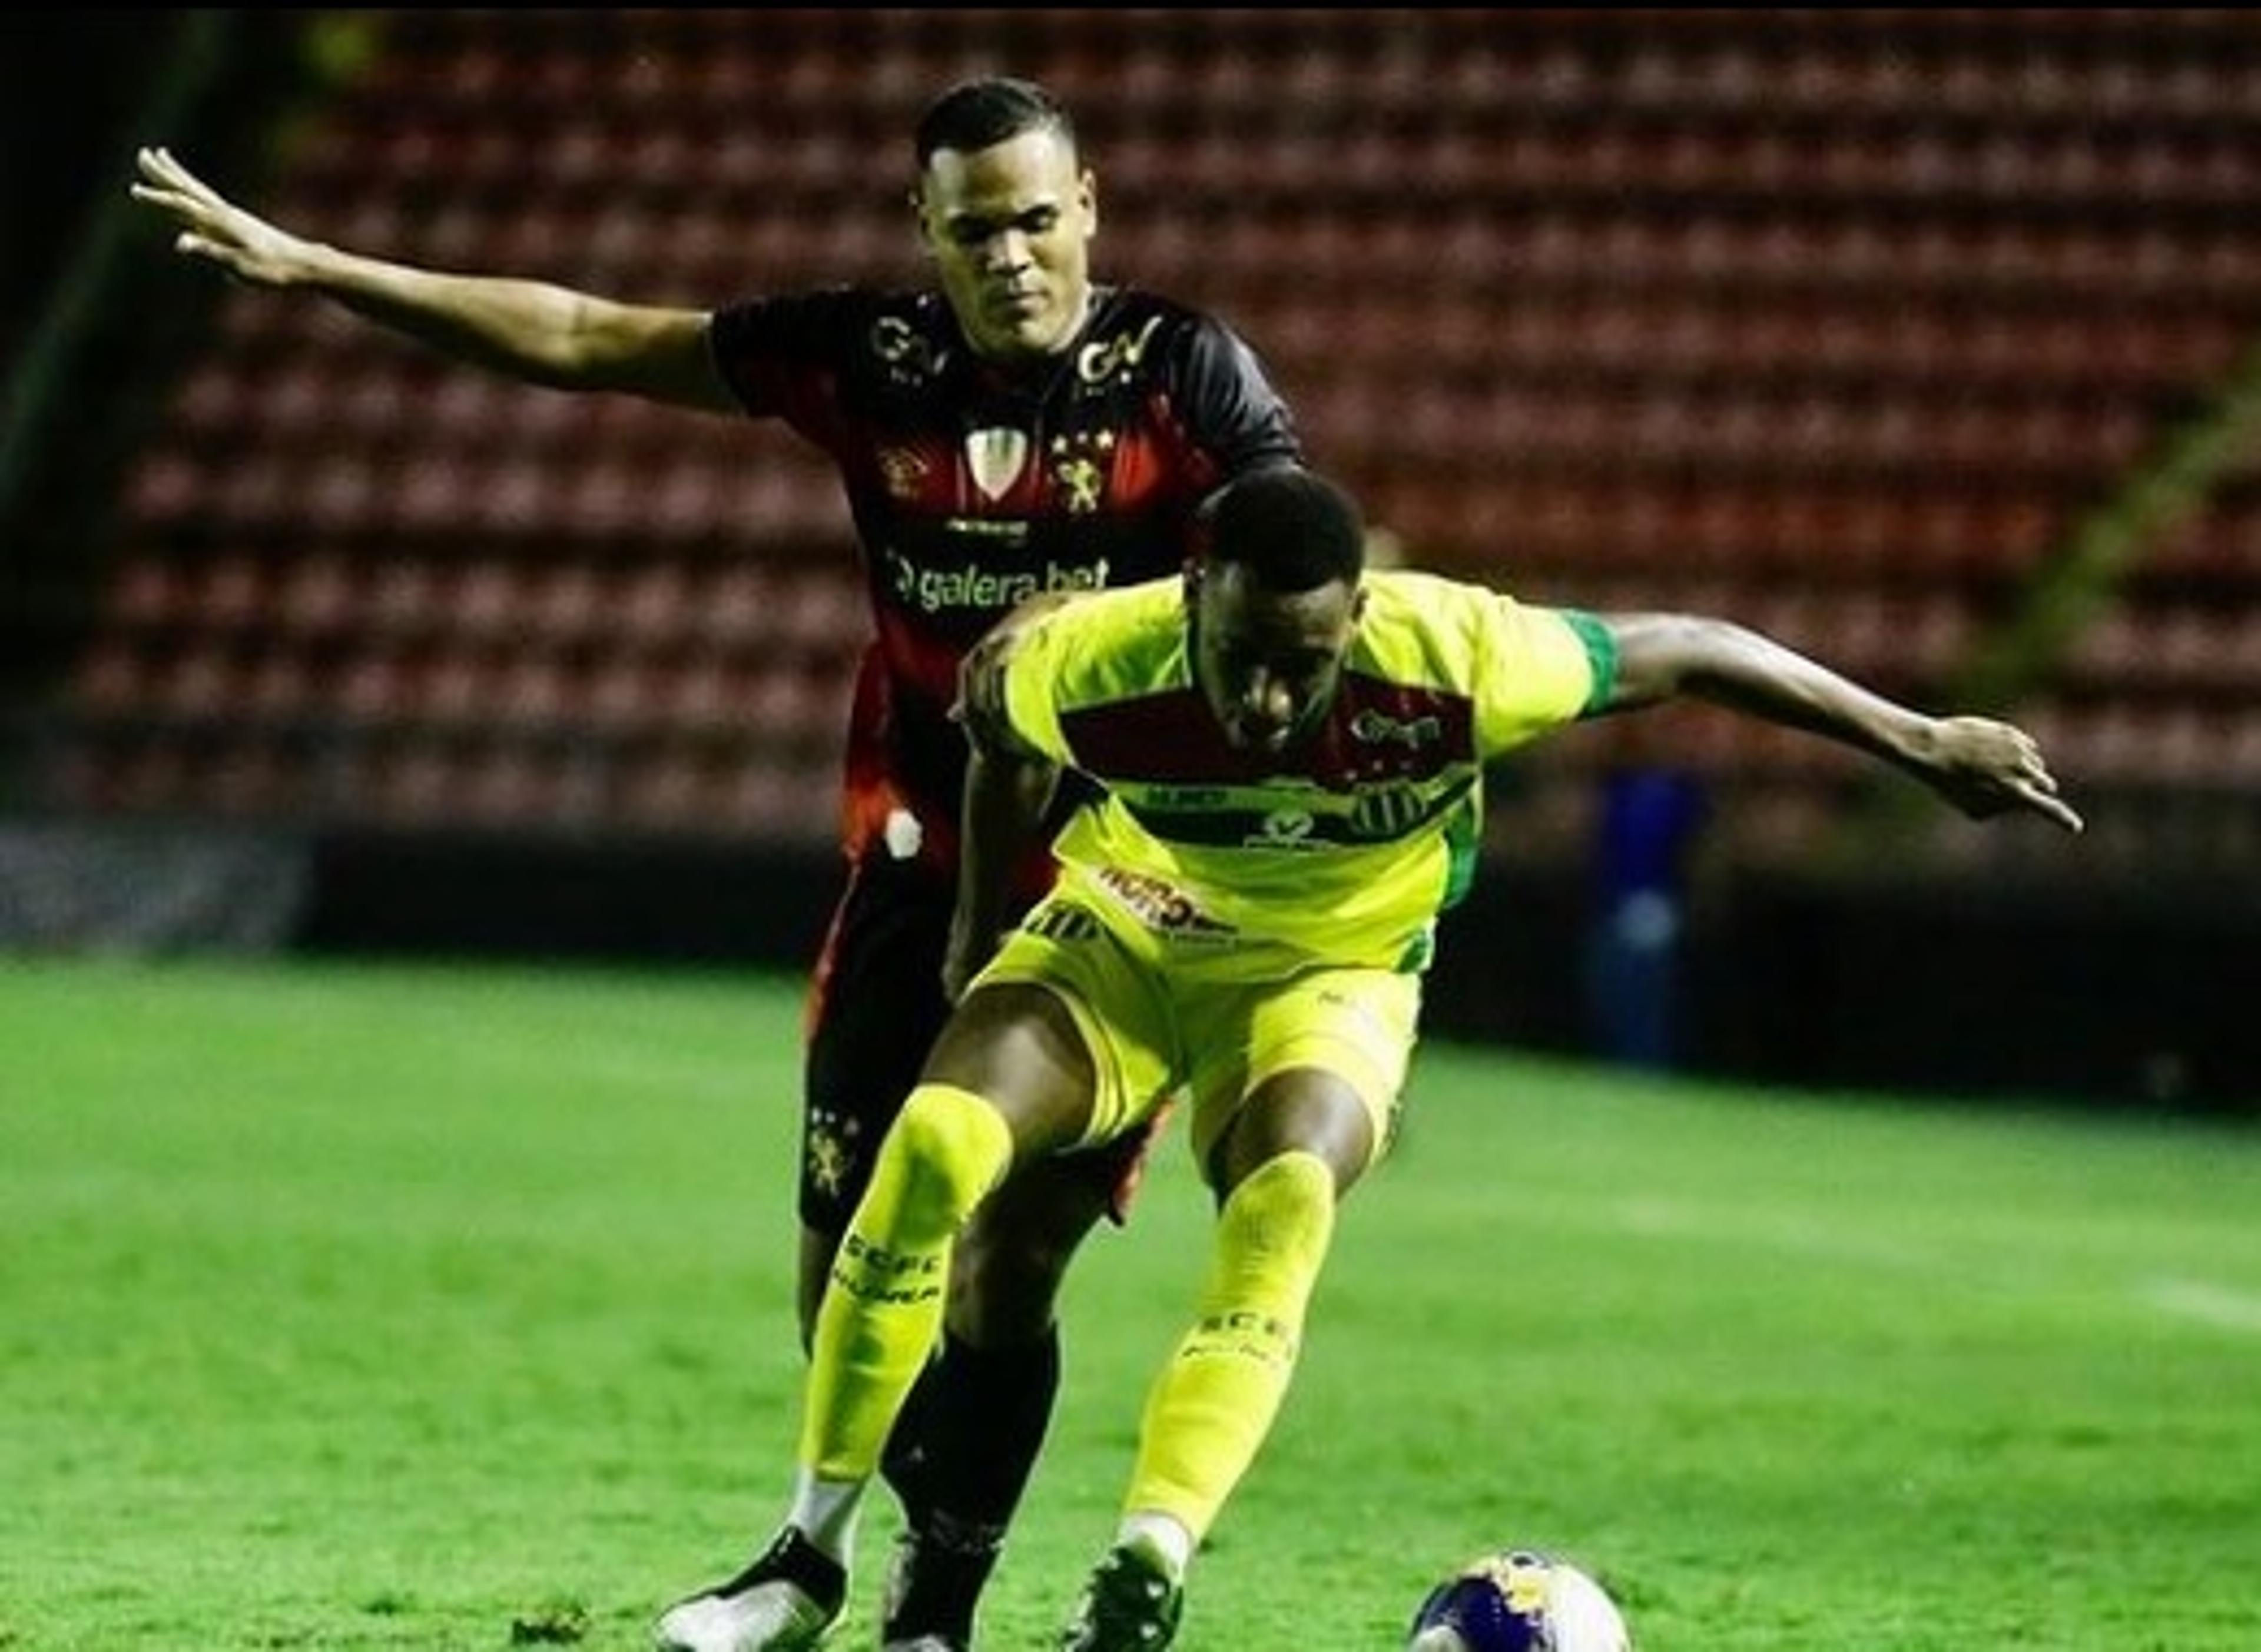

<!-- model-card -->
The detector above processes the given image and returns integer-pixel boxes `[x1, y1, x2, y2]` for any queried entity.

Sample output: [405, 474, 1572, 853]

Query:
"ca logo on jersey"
[965, 426, 1030, 501]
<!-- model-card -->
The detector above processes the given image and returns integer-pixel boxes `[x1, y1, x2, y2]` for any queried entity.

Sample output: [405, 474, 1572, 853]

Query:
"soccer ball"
[1405, 1548, 1631, 1651]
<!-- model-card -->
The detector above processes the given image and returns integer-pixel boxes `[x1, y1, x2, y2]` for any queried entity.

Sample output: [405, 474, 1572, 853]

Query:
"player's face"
[916, 128, 1097, 361]
[1189, 563, 1363, 757]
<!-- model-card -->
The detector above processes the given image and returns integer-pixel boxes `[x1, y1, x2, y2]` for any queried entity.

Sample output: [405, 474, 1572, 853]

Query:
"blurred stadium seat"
[37, 8, 2260, 868]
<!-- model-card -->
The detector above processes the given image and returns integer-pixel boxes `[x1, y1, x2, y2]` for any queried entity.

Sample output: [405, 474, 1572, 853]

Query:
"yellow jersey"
[999, 570, 1615, 973]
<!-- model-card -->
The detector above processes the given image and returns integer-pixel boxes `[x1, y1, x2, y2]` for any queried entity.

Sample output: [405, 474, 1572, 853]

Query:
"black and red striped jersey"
[708, 283, 1302, 874]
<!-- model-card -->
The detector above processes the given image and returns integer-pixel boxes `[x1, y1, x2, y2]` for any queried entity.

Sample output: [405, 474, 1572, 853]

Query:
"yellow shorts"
[972, 891, 1424, 1177]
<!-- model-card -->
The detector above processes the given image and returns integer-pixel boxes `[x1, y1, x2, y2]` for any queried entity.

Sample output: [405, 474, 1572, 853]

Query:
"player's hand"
[130, 146, 319, 287]
[950, 590, 1083, 745]
[1917, 715, 2083, 832]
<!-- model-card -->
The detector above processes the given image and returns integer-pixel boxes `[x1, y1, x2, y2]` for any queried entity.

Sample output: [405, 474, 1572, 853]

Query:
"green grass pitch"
[4, 954, 2256, 1648]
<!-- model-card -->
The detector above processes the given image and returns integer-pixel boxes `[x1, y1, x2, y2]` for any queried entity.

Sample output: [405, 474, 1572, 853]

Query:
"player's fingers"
[140, 147, 190, 191]
[131, 187, 193, 226]
[2016, 780, 2083, 832]
[145, 148, 222, 210]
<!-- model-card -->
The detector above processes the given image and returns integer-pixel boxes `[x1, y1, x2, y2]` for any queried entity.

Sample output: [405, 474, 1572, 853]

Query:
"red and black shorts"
[799, 851, 1159, 1237]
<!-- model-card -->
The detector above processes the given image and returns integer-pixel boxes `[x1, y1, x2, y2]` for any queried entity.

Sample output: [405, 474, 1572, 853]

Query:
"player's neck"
[972, 286, 1101, 394]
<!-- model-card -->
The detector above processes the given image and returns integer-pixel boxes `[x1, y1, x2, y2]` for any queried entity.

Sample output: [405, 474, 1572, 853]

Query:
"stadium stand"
[16, 9, 2261, 884]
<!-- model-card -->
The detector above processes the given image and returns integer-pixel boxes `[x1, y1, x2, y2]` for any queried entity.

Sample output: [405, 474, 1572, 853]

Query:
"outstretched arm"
[1597, 612, 2084, 833]
[130, 145, 732, 410]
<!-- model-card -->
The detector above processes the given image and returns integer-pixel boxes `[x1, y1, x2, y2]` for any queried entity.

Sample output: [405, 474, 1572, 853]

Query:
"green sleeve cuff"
[1560, 609, 1618, 716]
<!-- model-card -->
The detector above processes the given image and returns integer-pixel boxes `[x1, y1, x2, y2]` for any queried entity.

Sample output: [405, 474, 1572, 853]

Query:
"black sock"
[879, 1326, 1063, 1641]
[880, 1346, 946, 1524]
[888, 1323, 1062, 1537]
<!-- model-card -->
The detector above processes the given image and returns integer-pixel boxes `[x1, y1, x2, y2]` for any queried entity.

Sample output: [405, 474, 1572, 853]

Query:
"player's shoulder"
[1092, 284, 1212, 327]
[1031, 573, 1182, 641]
[1362, 568, 1504, 625]
[1015, 578, 1186, 714]
[1016, 578, 1181, 675]
[1357, 569, 1563, 678]
[1372, 568, 1567, 614]
[711, 284, 951, 352]
[1083, 286, 1255, 359]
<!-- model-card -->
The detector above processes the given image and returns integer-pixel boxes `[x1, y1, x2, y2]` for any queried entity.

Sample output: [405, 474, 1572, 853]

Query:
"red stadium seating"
[46, 10, 2261, 861]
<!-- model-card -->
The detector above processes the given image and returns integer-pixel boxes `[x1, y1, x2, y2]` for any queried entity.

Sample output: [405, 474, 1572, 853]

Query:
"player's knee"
[882, 1081, 1016, 1230]
[1218, 1150, 1337, 1285]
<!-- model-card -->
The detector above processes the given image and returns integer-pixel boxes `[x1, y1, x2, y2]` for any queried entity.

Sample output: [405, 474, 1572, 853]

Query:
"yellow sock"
[1122, 1150, 1338, 1542]
[800, 1083, 1013, 1479]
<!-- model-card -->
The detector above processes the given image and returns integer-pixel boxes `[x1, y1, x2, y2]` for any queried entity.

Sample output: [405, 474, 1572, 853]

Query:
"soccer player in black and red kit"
[134, 76, 1301, 1651]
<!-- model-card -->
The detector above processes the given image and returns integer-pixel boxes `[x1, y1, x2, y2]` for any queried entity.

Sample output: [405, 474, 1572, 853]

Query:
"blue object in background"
[1583, 768, 1706, 1070]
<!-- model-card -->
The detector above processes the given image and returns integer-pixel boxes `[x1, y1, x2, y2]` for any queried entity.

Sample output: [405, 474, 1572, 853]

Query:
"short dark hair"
[915, 77, 1076, 169]
[1200, 466, 1367, 593]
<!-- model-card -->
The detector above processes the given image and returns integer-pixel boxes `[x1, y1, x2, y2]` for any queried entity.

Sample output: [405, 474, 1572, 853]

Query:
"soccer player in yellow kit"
[717, 465, 2081, 1652]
